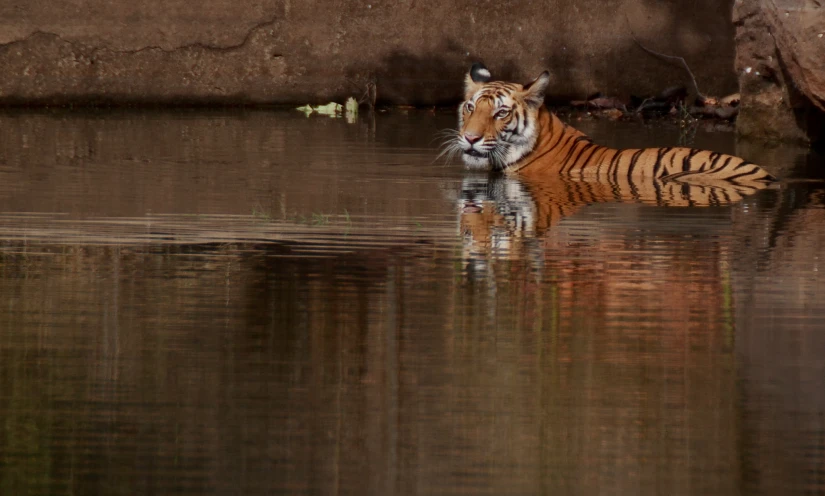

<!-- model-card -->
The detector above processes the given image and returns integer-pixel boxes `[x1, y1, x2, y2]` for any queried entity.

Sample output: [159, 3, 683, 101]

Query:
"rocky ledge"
[734, 0, 825, 144]
[0, 0, 736, 106]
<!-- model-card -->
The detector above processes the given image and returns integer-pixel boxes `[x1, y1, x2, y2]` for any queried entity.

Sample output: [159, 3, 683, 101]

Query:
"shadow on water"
[1, 109, 825, 495]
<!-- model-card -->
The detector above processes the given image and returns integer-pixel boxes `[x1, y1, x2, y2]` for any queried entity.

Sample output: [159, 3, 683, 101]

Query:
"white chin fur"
[462, 154, 491, 170]
[503, 143, 530, 166]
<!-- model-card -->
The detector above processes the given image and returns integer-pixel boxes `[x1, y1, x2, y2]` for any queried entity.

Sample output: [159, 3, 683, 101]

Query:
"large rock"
[0, 0, 738, 106]
[734, 0, 825, 144]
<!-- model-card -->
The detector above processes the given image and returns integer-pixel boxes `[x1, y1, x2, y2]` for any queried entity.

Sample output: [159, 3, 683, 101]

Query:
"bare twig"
[634, 97, 653, 114]
[345, 77, 378, 110]
[360, 80, 377, 110]
[625, 15, 706, 103]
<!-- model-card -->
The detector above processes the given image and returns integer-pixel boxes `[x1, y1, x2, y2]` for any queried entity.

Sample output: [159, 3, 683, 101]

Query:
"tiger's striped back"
[511, 107, 776, 185]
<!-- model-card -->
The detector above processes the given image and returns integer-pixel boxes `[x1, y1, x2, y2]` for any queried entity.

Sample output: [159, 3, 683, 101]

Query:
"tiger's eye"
[495, 109, 510, 119]
[465, 102, 475, 113]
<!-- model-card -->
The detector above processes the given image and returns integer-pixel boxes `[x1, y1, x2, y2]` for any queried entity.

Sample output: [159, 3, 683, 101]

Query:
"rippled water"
[1, 108, 824, 495]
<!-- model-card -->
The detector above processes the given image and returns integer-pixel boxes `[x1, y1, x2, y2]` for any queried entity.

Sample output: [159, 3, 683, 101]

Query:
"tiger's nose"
[464, 133, 482, 145]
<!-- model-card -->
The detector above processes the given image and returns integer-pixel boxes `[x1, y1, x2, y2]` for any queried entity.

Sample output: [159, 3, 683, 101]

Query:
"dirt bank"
[0, 0, 737, 106]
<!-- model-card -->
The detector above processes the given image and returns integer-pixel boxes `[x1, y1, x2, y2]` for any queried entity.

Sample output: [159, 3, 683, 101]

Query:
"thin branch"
[345, 77, 377, 110]
[625, 15, 706, 102]
[634, 97, 653, 114]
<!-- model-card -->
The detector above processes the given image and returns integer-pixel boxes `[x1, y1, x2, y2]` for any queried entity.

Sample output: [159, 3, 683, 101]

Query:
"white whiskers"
[490, 141, 514, 172]
[434, 128, 464, 165]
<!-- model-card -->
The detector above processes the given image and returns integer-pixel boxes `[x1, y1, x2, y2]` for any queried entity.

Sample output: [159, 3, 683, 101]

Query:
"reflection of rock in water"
[729, 183, 825, 495]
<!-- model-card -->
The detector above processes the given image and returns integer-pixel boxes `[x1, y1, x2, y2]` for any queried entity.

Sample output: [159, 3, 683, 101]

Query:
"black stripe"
[559, 136, 591, 173]
[578, 144, 602, 177]
[545, 124, 567, 154]
[570, 176, 588, 205]
[552, 133, 578, 165]
[668, 148, 678, 175]
[565, 142, 594, 174]
[705, 152, 721, 172]
[717, 156, 733, 174]
[592, 147, 610, 177]
[582, 179, 601, 204]
[653, 179, 664, 205]
[627, 171, 640, 199]
[724, 169, 761, 182]
[609, 169, 622, 199]
[594, 147, 610, 164]
[682, 148, 702, 172]
[693, 186, 707, 206]
[607, 151, 623, 179]
[626, 149, 646, 179]
[710, 188, 720, 205]
[518, 130, 578, 170]
[720, 188, 732, 204]
[653, 147, 672, 178]
[563, 175, 578, 206]
[615, 150, 637, 182]
[681, 183, 693, 204]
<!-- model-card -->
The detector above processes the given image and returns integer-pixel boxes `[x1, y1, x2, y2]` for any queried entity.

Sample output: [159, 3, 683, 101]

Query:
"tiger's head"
[454, 63, 550, 171]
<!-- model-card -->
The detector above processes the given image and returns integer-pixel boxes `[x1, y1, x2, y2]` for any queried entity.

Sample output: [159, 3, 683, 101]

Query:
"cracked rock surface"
[734, 0, 825, 144]
[1, 0, 739, 106]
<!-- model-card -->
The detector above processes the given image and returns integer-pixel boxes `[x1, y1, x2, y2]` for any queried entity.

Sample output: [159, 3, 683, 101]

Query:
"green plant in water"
[677, 101, 699, 147]
[271, 209, 355, 228]
[251, 203, 273, 222]
[311, 213, 331, 226]
[296, 98, 358, 123]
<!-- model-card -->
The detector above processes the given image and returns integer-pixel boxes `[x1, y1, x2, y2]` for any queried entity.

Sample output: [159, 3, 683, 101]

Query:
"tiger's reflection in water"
[458, 172, 772, 278]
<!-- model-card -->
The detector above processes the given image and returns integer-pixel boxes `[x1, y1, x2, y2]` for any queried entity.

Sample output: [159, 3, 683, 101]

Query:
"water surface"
[1, 109, 824, 495]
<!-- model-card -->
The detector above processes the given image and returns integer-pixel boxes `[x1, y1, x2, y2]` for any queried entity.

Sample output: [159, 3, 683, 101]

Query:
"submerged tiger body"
[451, 63, 775, 187]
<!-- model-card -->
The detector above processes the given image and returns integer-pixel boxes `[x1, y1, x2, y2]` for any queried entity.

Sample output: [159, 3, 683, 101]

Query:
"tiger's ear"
[522, 70, 550, 108]
[465, 63, 492, 100]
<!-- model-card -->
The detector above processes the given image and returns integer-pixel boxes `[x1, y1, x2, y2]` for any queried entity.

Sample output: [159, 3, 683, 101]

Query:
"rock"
[720, 93, 740, 106]
[0, 0, 739, 106]
[734, 0, 825, 144]
[600, 108, 624, 120]
[690, 105, 739, 120]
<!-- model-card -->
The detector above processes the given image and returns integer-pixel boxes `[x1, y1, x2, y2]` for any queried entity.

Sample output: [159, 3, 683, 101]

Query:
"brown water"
[0, 108, 824, 495]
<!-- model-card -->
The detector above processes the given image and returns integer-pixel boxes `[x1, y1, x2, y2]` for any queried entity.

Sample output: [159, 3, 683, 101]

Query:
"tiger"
[448, 63, 776, 187]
